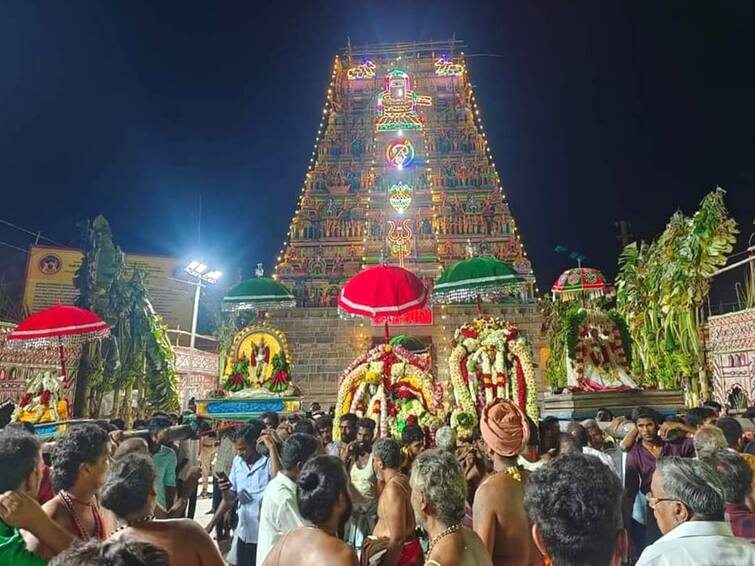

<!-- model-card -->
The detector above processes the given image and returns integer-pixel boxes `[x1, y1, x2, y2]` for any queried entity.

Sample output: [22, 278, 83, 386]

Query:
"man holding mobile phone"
[206, 420, 280, 566]
[211, 428, 237, 540]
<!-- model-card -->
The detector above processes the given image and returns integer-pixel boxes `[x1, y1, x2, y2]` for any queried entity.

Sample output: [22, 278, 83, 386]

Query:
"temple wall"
[707, 308, 755, 407]
[268, 304, 545, 407]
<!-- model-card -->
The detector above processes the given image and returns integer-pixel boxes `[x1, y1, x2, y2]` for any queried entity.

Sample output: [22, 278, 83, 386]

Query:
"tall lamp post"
[184, 260, 221, 409]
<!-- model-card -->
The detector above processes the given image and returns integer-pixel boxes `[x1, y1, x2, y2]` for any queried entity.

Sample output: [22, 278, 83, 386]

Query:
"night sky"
[1, 1, 754, 307]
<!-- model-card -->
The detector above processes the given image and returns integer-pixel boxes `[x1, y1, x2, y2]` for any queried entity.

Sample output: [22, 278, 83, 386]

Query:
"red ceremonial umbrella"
[338, 265, 427, 341]
[6, 305, 110, 387]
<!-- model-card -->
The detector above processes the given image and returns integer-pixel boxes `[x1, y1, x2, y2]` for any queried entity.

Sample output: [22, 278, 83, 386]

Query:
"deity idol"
[250, 338, 270, 385]
[566, 318, 639, 391]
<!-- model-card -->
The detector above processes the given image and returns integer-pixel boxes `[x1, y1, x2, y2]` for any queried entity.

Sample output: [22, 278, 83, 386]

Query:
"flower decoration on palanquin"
[334, 343, 443, 440]
[448, 317, 538, 439]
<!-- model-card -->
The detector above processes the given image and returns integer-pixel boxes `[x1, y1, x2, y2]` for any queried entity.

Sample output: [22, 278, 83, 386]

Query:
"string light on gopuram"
[375, 69, 432, 132]
[387, 219, 413, 267]
[434, 55, 465, 77]
[275, 56, 340, 280]
[388, 181, 413, 213]
[385, 138, 415, 170]
[347, 59, 376, 80]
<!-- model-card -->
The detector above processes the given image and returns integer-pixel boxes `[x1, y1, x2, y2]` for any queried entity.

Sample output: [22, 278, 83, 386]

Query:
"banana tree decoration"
[74, 215, 179, 418]
[73, 216, 123, 416]
[616, 189, 737, 401]
[108, 270, 180, 420]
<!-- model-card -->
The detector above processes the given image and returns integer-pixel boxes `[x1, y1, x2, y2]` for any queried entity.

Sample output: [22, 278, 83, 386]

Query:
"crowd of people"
[2, 399, 755, 565]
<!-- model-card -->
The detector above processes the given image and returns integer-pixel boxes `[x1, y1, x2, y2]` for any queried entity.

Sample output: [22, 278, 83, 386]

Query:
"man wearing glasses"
[637, 457, 755, 565]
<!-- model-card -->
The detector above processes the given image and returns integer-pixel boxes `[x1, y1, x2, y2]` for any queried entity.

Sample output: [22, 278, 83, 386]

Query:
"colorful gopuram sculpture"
[275, 40, 535, 306]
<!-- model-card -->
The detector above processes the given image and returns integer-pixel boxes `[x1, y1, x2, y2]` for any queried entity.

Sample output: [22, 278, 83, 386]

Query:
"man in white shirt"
[567, 422, 619, 477]
[637, 457, 755, 565]
[256, 433, 320, 566]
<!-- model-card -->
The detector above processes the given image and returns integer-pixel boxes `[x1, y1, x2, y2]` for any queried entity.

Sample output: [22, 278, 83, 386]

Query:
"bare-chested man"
[263, 455, 357, 566]
[101, 453, 224, 566]
[411, 448, 492, 566]
[26, 424, 110, 559]
[473, 399, 539, 566]
[110, 436, 200, 522]
[0, 429, 76, 565]
[399, 424, 425, 475]
[365, 438, 423, 566]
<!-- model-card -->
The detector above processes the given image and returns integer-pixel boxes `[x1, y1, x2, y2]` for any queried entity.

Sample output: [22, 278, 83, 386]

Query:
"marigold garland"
[334, 343, 444, 440]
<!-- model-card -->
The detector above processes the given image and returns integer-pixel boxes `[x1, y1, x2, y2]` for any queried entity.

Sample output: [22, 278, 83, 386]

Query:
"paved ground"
[192, 486, 234, 559]
[193, 489, 213, 526]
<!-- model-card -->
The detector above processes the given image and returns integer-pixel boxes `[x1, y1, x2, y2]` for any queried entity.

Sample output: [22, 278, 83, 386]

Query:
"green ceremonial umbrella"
[389, 334, 429, 354]
[431, 256, 525, 306]
[222, 272, 296, 312]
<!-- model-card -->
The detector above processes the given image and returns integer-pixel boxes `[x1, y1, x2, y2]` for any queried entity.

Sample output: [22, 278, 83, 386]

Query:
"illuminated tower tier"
[275, 40, 535, 307]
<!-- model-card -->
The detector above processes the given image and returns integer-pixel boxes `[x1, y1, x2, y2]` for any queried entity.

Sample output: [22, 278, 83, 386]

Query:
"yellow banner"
[23, 245, 194, 330]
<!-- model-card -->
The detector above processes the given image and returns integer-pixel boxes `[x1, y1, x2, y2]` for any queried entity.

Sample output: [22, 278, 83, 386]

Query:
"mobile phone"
[215, 471, 229, 482]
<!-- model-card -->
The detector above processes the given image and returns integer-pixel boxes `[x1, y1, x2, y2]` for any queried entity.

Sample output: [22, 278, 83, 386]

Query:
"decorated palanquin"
[334, 344, 445, 440]
[196, 324, 301, 421]
[566, 309, 639, 391]
[12, 370, 69, 425]
[448, 317, 538, 438]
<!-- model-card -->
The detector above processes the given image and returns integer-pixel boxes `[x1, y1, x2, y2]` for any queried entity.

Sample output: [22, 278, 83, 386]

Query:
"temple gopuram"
[269, 40, 545, 405]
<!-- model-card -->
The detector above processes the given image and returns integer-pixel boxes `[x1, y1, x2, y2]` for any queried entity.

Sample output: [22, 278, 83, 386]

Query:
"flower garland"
[546, 306, 636, 390]
[336, 365, 367, 424]
[508, 335, 539, 422]
[334, 344, 444, 440]
[448, 346, 478, 439]
[267, 353, 291, 392]
[448, 317, 539, 436]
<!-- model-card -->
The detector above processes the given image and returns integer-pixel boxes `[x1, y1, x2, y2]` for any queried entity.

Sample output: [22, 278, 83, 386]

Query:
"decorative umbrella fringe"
[552, 289, 614, 301]
[431, 286, 524, 304]
[3, 329, 110, 350]
[434, 273, 524, 291]
[222, 299, 296, 312]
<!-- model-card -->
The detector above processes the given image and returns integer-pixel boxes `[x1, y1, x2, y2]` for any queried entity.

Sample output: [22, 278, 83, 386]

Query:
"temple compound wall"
[269, 304, 544, 407]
